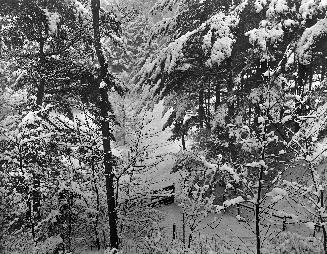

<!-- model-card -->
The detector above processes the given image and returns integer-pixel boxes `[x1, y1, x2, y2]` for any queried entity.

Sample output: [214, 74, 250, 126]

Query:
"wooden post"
[215, 237, 217, 251]
[182, 213, 186, 245]
[282, 216, 286, 231]
[237, 204, 240, 216]
[173, 224, 176, 240]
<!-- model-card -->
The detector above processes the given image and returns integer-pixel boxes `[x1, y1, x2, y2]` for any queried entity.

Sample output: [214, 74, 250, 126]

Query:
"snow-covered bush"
[142, 232, 233, 254]
[262, 232, 322, 254]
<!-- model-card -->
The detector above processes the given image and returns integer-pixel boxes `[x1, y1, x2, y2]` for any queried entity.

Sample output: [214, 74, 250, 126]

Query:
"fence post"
[182, 213, 186, 245]
[188, 234, 192, 248]
[214, 237, 217, 251]
[283, 216, 286, 231]
[237, 204, 240, 216]
[173, 224, 176, 240]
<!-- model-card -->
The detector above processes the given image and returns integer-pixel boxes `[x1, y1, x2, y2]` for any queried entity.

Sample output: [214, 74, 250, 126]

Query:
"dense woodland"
[1, 0, 327, 253]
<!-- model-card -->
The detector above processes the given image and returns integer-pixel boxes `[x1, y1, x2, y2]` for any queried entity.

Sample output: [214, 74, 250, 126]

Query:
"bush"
[262, 232, 322, 254]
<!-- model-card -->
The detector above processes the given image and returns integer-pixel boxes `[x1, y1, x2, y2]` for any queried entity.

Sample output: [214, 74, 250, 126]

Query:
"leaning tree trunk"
[91, 0, 119, 249]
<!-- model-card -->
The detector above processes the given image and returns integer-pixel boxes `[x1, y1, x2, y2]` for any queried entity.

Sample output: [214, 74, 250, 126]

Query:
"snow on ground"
[79, 204, 257, 254]
[156, 203, 256, 253]
[78, 200, 317, 253]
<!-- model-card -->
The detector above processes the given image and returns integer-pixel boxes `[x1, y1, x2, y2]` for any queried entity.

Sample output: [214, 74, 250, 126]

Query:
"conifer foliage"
[1, 0, 327, 253]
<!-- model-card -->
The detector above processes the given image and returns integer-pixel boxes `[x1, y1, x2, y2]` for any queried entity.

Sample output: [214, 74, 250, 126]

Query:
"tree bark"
[91, 0, 119, 249]
[297, 62, 307, 96]
[215, 83, 220, 112]
[198, 88, 205, 128]
[321, 190, 327, 254]
[255, 165, 264, 254]
[36, 39, 45, 106]
[322, 58, 326, 82]
[255, 119, 266, 254]
[90, 158, 101, 250]
[226, 58, 234, 124]
[31, 38, 46, 234]
[206, 83, 211, 129]
[181, 129, 186, 150]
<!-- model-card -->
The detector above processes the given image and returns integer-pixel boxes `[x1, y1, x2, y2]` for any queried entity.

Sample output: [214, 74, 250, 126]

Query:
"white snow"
[245, 160, 267, 168]
[43, 9, 60, 34]
[305, 221, 315, 230]
[274, 210, 298, 220]
[246, 24, 284, 53]
[296, 18, 327, 65]
[285, 51, 295, 70]
[319, 0, 327, 8]
[220, 164, 240, 182]
[207, 37, 234, 67]
[254, 0, 267, 13]
[223, 196, 245, 207]
[284, 19, 298, 27]
[138, 1, 248, 85]
[99, 81, 107, 89]
[266, 187, 288, 202]
[293, 101, 327, 147]
[137, 29, 196, 83]
[266, 0, 289, 18]
[202, 10, 243, 67]
[299, 0, 317, 19]
[266, 187, 288, 197]
[19, 111, 41, 127]
[278, 149, 286, 155]
[65, 0, 90, 21]
[263, 70, 274, 77]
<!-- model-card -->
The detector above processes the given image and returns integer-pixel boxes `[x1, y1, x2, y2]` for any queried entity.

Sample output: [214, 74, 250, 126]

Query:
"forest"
[1, 0, 327, 253]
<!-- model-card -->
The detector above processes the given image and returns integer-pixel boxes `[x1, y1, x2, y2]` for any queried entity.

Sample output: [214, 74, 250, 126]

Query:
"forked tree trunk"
[91, 0, 119, 249]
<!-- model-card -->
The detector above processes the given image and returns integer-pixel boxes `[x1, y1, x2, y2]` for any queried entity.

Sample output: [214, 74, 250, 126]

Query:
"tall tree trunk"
[67, 192, 73, 253]
[206, 83, 211, 129]
[297, 62, 307, 96]
[322, 58, 326, 82]
[226, 58, 234, 124]
[36, 41, 45, 106]
[215, 83, 220, 112]
[181, 125, 186, 150]
[255, 165, 264, 254]
[198, 88, 205, 128]
[91, 0, 119, 249]
[308, 63, 313, 92]
[320, 190, 327, 254]
[255, 114, 267, 254]
[30, 38, 46, 237]
[92, 158, 101, 251]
